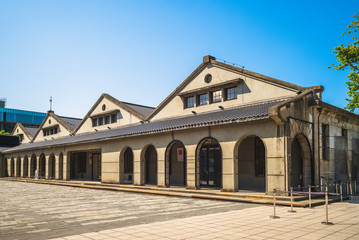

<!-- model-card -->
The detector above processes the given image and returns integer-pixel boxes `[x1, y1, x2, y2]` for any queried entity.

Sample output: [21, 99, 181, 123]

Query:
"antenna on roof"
[49, 96, 53, 111]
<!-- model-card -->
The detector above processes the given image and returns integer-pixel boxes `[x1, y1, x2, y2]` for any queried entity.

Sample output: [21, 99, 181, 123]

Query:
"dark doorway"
[91, 153, 101, 181]
[124, 148, 133, 184]
[166, 141, 186, 186]
[23, 156, 28, 177]
[58, 153, 63, 180]
[49, 154, 55, 179]
[290, 134, 312, 188]
[198, 138, 222, 188]
[30, 155, 36, 177]
[39, 154, 46, 178]
[145, 145, 157, 185]
[238, 136, 266, 191]
[10, 158, 14, 177]
[16, 157, 21, 177]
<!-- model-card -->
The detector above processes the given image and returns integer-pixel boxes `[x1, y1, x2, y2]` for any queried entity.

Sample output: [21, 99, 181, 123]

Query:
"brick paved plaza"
[1, 180, 359, 240]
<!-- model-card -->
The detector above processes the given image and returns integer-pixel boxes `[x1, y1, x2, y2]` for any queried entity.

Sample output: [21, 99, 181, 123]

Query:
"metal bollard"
[308, 185, 312, 208]
[288, 187, 296, 213]
[340, 183, 343, 202]
[270, 189, 280, 219]
[321, 184, 333, 225]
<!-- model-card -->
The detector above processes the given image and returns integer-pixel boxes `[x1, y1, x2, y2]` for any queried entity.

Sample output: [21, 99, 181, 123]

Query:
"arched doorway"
[30, 154, 37, 178]
[39, 154, 46, 178]
[120, 147, 134, 184]
[10, 157, 15, 177]
[23, 156, 28, 177]
[143, 145, 157, 185]
[4, 158, 8, 177]
[165, 141, 186, 186]
[290, 134, 313, 188]
[197, 138, 222, 188]
[237, 135, 266, 192]
[58, 153, 63, 180]
[49, 154, 55, 179]
[16, 156, 21, 177]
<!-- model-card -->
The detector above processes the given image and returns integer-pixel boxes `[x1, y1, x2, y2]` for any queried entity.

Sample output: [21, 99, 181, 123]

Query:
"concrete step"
[1, 177, 350, 207]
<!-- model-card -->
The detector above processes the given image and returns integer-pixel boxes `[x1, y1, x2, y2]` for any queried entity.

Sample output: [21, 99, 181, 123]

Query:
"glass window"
[198, 93, 208, 106]
[226, 87, 237, 100]
[54, 127, 57, 134]
[111, 114, 117, 123]
[92, 118, 97, 127]
[211, 90, 222, 103]
[98, 117, 103, 126]
[104, 115, 110, 125]
[186, 96, 195, 108]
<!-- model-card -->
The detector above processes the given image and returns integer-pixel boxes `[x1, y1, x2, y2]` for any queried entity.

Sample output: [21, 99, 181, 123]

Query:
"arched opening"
[197, 137, 222, 188]
[165, 140, 186, 187]
[30, 154, 37, 178]
[237, 135, 266, 192]
[143, 145, 157, 185]
[49, 154, 55, 179]
[23, 156, 28, 177]
[4, 158, 8, 177]
[120, 147, 134, 184]
[58, 153, 63, 180]
[39, 154, 46, 178]
[290, 134, 313, 188]
[10, 157, 15, 177]
[16, 156, 21, 177]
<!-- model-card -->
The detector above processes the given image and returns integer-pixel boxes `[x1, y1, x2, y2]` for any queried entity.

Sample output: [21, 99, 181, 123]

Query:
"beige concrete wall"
[152, 64, 297, 120]
[76, 97, 142, 135]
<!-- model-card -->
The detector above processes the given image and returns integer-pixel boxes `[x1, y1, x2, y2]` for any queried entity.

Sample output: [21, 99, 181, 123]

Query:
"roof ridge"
[121, 101, 155, 109]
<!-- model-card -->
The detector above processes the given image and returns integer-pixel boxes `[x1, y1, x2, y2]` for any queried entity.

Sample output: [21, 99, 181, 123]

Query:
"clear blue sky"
[1, 0, 358, 118]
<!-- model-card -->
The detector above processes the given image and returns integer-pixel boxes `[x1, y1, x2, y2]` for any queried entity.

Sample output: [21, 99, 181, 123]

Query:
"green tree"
[331, 12, 359, 112]
[0, 130, 10, 135]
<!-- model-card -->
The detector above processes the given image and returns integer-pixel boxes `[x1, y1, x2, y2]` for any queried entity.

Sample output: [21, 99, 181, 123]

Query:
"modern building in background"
[0, 99, 46, 133]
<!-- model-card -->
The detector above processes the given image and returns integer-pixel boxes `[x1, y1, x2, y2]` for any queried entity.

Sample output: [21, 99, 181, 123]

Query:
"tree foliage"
[331, 12, 359, 112]
[0, 130, 10, 135]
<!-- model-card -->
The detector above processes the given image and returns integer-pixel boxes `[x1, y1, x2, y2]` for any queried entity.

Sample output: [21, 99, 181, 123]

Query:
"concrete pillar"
[20, 157, 25, 177]
[133, 149, 143, 185]
[63, 152, 70, 181]
[7, 158, 11, 177]
[186, 145, 197, 189]
[28, 157, 32, 178]
[221, 142, 236, 192]
[157, 147, 166, 187]
[55, 154, 59, 180]
[36, 156, 40, 177]
[45, 155, 50, 179]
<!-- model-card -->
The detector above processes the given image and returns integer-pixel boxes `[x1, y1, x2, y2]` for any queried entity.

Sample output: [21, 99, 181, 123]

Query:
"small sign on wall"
[177, 148, 184, 162]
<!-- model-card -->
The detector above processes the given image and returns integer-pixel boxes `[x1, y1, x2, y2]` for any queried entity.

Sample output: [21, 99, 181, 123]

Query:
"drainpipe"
[317, 108, 322, 187]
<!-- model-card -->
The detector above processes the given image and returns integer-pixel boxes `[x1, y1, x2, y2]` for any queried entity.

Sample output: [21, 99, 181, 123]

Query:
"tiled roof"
[2, 98, 287, 154]
[59, 116, 82, 130]
[122, 102, 155, 117]
[24, 126, 38, 137]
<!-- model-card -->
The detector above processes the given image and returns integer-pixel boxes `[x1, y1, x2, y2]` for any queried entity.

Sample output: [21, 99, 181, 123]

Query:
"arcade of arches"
[3, 132, 315, 193]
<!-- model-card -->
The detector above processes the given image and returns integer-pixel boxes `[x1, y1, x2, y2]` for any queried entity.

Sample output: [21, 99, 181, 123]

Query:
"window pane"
[198, 93, 208, 106]
[92, 119, 97, 127]
[105, 116, 110, 125]
[212, 90, 222, 103]
[111, 114, 117, 123]
[98, 117, 103, 126]
[186, 96, 195, 108]
[226, 87, 237, 100]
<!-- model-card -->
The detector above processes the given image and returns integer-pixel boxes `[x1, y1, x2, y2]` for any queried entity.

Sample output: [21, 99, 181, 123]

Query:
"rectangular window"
[226, 87, 237, 100]
[104, 115, 110, 125]
[342, 128, 348, 139]
[322, 124, 329, 161]
[98, 117, 103, 126]
[92, 118, 97, 127]
[198, 93, 208, 106]
[211, 90, 222, 103]
[43, 130, 47, 136]
[54, 127, 57, 134]
[111, 114, 117, 123]
[50, 129, 54, 135]
[185, 96, 195, 108]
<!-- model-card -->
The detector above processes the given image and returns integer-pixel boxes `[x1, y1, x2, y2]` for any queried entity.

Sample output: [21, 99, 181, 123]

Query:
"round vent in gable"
[204, 74, 212, 83]
[102, 104, 106, 111]
[49, 119, 51, 124]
